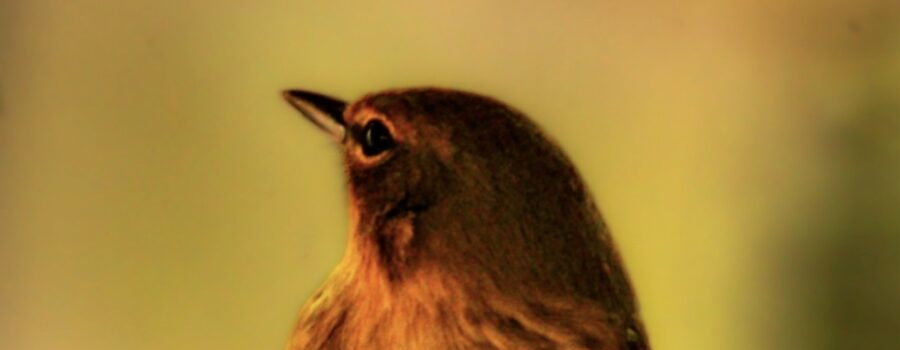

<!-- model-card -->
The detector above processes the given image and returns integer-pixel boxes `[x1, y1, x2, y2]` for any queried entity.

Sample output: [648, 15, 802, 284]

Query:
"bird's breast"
[289, 266, 630, 350]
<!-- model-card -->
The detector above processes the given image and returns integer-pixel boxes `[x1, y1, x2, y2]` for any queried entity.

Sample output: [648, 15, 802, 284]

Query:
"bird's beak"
[282, 89, 347, 142]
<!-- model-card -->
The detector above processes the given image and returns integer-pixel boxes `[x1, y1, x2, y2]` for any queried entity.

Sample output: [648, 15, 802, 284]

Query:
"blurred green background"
[1, 1, 898, 349]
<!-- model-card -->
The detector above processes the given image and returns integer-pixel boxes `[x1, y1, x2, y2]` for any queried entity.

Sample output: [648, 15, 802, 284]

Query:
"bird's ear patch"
[417, 122, 456, 161]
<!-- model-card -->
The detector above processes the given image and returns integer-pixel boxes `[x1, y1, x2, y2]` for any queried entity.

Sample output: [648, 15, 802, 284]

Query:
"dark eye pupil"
[362, 120, 395, 156]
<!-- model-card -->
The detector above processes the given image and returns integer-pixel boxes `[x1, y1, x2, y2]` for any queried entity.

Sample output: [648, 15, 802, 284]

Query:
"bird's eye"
[361, 120, 395, 156]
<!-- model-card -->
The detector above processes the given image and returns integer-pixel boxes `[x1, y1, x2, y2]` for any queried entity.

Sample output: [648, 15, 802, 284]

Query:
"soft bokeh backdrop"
[2, 1, 898, 349]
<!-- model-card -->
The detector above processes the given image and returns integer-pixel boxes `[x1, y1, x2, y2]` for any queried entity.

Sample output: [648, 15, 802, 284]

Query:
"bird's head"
[283, 88, 615, 298]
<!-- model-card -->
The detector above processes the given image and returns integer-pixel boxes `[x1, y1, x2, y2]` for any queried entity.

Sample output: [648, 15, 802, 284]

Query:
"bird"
[281, 87, 650, 350]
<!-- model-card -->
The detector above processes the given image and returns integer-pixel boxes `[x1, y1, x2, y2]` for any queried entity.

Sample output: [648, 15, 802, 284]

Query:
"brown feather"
[287, 88, 649, 349]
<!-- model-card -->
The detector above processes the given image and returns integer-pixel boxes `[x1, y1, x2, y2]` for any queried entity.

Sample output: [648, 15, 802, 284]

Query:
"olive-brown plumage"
[282, 88, 649, 349]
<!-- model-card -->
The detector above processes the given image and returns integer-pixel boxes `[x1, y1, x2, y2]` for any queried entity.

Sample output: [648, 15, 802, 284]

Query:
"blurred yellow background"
[1, 1, 898, 349]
